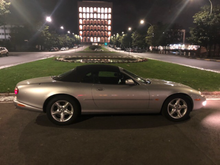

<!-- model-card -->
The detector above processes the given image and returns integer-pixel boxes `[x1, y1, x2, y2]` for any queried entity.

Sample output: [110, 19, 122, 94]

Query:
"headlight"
[202, 101, 207, 106]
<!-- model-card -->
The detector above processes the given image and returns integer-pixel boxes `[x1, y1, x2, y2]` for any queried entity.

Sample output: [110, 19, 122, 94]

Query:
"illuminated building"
[78, 1, 112, 44]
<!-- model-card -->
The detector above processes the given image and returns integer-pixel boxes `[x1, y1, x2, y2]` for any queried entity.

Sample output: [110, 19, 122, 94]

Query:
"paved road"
[0, 47, 85, 69]
[0, 100, 219, 165]
[116, 49, 220, 73]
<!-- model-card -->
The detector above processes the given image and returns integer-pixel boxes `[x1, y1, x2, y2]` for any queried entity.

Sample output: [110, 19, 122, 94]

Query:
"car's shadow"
[35, 113, 187, 129]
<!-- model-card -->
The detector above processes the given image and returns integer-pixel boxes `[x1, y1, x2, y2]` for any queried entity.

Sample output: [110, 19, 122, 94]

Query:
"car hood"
[17, 76, 54, 85]
[148, 78, 190, 88]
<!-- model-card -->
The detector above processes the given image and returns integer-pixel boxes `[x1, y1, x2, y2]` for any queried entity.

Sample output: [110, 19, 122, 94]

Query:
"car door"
[91, 71, 149, 111]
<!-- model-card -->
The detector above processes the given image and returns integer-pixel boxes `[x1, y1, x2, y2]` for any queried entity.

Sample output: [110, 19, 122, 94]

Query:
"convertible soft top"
[58, 64, 120, 82]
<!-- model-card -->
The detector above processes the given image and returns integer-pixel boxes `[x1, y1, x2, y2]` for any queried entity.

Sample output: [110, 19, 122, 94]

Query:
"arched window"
[101, 8, 104, 13]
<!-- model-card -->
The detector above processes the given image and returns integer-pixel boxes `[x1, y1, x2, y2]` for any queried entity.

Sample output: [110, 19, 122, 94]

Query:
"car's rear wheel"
[46, 96, 80, 125]
[162, 95, 192, 121]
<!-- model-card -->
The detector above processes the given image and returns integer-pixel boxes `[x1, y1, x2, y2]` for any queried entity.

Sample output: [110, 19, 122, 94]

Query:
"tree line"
[110, 5, 220, 57]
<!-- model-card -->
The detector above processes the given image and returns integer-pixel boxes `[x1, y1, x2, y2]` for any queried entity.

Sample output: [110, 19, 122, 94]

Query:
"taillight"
[14, 87, 19, 95]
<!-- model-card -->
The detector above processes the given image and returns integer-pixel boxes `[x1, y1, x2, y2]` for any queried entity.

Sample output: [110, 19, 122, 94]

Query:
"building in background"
[78, 1, 112, 44]
[0, 25, 11, 40]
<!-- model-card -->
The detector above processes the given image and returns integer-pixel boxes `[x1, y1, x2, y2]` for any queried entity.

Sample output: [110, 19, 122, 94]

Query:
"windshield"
[52, 69, 75, 80]
[122, 69, 150, 84]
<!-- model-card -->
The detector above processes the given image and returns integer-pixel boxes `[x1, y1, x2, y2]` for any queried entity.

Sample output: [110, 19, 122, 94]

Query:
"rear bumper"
[13, 96, 43, 112]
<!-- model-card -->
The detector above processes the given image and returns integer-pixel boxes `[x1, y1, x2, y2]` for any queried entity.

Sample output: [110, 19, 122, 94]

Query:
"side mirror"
[125, 79, 135, 85]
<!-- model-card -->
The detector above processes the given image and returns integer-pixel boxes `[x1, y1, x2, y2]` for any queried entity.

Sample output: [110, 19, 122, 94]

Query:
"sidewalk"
[1, 92, 220, 103]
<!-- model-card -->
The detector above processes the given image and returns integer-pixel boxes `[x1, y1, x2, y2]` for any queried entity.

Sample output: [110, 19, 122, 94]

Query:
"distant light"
[128, 27, 132, 31]
[67, 31, 70, 34]
[46, 16, 52, 22]
[140, 19, 144, 24]
[60, 26, 64, 30]
[104, 42, 107, 46]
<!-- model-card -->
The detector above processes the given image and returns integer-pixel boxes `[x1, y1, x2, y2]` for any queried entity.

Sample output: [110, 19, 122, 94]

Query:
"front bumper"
[193, 95, 206, 110]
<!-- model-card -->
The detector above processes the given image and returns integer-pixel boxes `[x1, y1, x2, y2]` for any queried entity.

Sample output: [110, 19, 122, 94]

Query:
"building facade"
[0, 25, 11, 40]
[78, 1, 112, 44]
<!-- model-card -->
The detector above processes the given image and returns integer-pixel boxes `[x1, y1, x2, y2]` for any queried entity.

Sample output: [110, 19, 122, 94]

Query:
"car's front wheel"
[162, 95, 192, 121]
[46, 96, 80, 125]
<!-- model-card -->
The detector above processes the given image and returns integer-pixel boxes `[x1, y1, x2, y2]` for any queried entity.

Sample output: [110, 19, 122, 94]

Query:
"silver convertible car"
[14, 64, 206, 125]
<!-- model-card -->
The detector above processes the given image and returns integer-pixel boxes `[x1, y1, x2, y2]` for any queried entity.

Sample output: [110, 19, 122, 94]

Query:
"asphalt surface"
[1, 49, 220, 165]
[0, 100, 220, 165]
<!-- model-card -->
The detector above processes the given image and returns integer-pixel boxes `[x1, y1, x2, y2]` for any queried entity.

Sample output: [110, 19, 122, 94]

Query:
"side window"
[98, 71, 121, 84]
[81, 72, 93, 83]
[98, 71, 116, 78]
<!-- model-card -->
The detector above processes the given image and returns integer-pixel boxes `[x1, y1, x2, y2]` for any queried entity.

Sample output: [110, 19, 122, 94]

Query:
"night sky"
[9, 0, 219, 34]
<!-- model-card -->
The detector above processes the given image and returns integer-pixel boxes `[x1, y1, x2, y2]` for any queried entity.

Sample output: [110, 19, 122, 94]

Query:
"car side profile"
[14, 64, 206, 125]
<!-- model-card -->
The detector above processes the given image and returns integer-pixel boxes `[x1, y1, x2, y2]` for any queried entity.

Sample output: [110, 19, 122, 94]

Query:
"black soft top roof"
[59, 64, 120, 82]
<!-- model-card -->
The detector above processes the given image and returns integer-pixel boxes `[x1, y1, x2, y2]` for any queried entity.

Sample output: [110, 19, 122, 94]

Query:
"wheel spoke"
[170, 109, 176, 115]
[168, 103, 175, 108]
[55, 102, 61, 108]
[175, 99, 181, 106]
[60, 112, 65, 122]
[52, 110, 61, 115]
[176, 110, 183, 118]
[180, 104, 187, 109]
[63, 102, 69, 109]
[64, 110, 73, 115]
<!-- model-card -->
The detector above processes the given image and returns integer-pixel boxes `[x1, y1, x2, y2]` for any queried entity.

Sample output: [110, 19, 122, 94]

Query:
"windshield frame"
[121, 69, 151, 84]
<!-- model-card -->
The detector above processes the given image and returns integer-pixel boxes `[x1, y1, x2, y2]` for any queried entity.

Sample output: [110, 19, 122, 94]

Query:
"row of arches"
[79, 19, 111, 25]
[79, 31, 111, 37]
[79, 7, 111, 13]
[79, 25, 111, 31]
[81, 37, 110, 43]
[79, 13, 111, 19]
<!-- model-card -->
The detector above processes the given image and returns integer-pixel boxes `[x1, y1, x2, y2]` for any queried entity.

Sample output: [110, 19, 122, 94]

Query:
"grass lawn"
[0, 58, 220, 93]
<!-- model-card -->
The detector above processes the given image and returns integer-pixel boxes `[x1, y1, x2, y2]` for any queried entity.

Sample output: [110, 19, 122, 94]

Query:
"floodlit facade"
[78, 1, 112, 44]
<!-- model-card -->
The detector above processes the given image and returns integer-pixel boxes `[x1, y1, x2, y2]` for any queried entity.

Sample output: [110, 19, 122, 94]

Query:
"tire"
[46, 96, 80, 125]
[162, 95, 192, 122]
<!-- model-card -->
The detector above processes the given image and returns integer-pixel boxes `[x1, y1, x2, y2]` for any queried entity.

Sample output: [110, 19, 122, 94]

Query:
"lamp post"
[60, 26, 64, 30]
[128, 27, 132, 31]
[208, 0, 213, 15]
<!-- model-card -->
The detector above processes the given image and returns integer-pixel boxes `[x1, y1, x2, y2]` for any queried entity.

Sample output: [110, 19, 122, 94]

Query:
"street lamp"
[140, 19, 144, 24]
[128, 27, 132, 31]
[60, 26, 64, 30]
[67, 31, 70, 34]
[46, 16, 52, 22]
